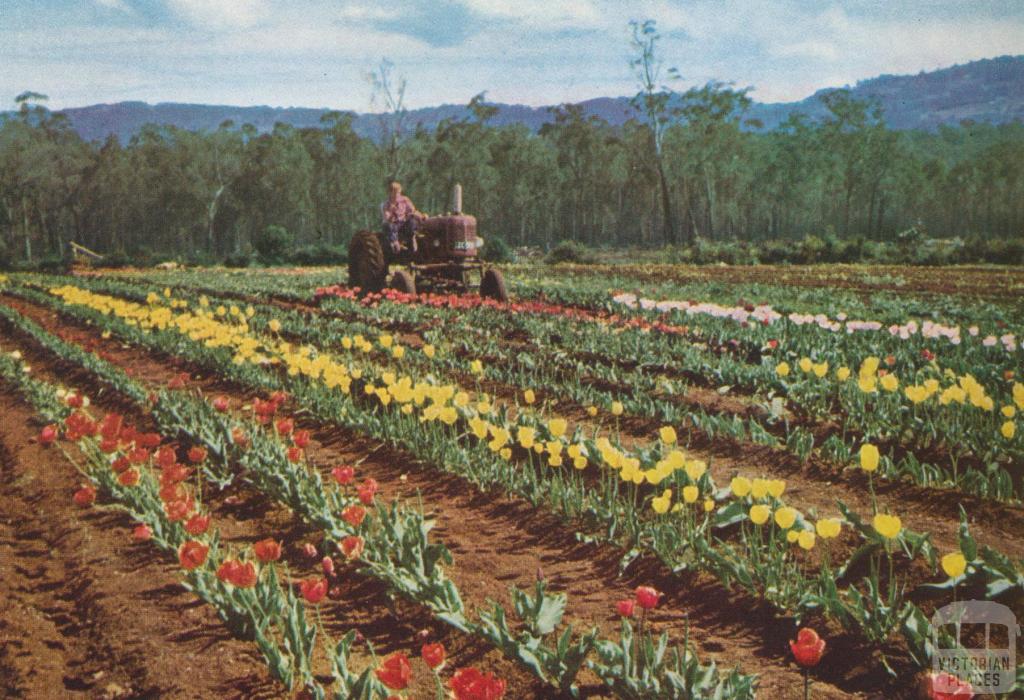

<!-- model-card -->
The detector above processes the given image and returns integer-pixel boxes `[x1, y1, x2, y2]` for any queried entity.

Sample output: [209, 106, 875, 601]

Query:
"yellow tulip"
[872, 513, 902, 540]
[859, 443, 879, 472]
[767, 479, 786, 499]
[523, 389, 535, 405]
[703, 498, 715, 513]
[880, 374, 899, 392]
[815, 518, 842, 539]
[548, 418, 567, 438]
[470, 360, 483, 375]
[268, 319, 282, 333]
[586, 405, 598, 417]
[858, 375, 877, 393]
[659, 425, 677, 444]
[682, 485, 699, 504]
[517, 426, 535, 449]
[548, 454, 563, 467]
[1002, 405, 1016, 418]
[751, 478, 769, 500]
[499, 447, 512, 460]
[749, 505, 771, 525]
[378, 333, 393, 348]
[611, 401, 624, 416]
[731, 476, 752, 498]
[836, 366, 851, 382]
[799, 357, 812, 373]
[798, 531, 816, 550]
[652, 489, 672, 514]
[1002, 421, 1016, 440]
[573, 456, 587, 470]
[392, 345, 405, 359]
[423, 344, 436, 358]
[812, 362, 828, 378]
[776, 362, 790, 377]
[684, 460, 706, 481]
[786, 530, 800, 543]
[774, 506, 797, 530]
[941, 551, 967, 579]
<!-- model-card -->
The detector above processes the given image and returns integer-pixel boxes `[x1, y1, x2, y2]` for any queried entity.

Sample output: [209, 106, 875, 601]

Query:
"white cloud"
[165, 0, 270, 29]
[93, 0, 132, 11]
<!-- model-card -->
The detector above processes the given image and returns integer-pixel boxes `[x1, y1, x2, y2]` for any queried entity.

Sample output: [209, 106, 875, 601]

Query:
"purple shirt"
[381, 194, 416, 225]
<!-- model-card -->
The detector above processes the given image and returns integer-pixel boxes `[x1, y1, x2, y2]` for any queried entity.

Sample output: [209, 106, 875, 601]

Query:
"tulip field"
[0, 264, 1022, 699]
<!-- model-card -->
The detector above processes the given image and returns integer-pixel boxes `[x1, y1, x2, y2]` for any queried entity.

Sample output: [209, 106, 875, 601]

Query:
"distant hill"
[40, 55, 1024, 142]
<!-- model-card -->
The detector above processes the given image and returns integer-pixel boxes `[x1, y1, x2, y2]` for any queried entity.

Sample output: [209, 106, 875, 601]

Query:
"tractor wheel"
[391, 269, 416, 295]
[480, 268, 508, 303]
[348, 230, 387, 293]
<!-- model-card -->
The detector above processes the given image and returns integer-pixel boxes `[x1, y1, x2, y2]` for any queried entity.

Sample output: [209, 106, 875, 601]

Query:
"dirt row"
[1, 290, 911, 697]
[0, 325, 545, 698]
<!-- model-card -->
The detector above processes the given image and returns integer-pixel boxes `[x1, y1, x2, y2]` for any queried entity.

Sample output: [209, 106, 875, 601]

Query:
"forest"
[2, 75, 1023, 268]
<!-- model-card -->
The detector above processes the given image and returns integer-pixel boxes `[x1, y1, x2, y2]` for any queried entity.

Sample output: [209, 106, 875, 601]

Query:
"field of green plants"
[0, 263, 1021, 699]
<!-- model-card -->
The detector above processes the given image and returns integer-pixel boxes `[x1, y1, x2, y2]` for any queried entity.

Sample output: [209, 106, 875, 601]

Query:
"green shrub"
[253, 224, 293, 265]
[545, 240, 595, 265]
[289, 244, 348, 266]
[481, 235, 513, 263]
[223, 251, 252, 268]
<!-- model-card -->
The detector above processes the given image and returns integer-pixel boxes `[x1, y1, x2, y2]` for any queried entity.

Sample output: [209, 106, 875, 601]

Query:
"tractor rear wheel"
[480, 268, 508, 302]
[348, 230, 387, 293]
[391, 269, 416, 295]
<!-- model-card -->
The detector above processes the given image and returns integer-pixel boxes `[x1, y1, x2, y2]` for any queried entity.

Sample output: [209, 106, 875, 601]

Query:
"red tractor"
[347, 186, 507, 302]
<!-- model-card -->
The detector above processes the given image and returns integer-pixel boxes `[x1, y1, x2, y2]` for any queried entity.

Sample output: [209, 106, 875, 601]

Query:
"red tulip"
[217, 560, 257, 588]
[159, 482, 183, 502]
[922, 671, 974, 700]
[301, 542, 318, 559]
[168, 372, 190, 390]
[635, 586, 660, 611]
[117, 468, 140, 487]
[161, 463, 191, 485]
[39, 424, 58, 445]
[616, 600, 635, 617]
[361, 477, 379, 494]
[138, 433, 162, 449]
[67, 394, 83, 408]
[128, 447, 150, 465]
[133, 523, 152, 541]
[230, 561, 257, 588]
[178, 540, 209, 570]
[789, 628, 825, 668]
[100, 413, 123, 441]
[331, 466, 355, 485]
[342, 505, 367, 528]
[449, 667, 507, 700]
[73, 485, 96, 507]
[322, 555, 336, 578]
[293, 429, 311, 448]
[100, 438, 119, 453]
[187, 446, 207, 464]
[155, 445, 175, 467]
[375, 653, 412, 691]
[339, 535, 364, 560]
[286, 446, 303, 463]
[357, 487, 375, 505]
[299, 577, 328, 604]
[253, 538, 282, 563]
[165, 497, 194, 522]
[212, 395, 230, 412]
[185, 514, 211, 536]
[276, 418, 294, 436]
[112, 455, 131, 474]
[421, 642, 446, 670]
[269, 390, 288, 407]
[232, 428, 249, 448]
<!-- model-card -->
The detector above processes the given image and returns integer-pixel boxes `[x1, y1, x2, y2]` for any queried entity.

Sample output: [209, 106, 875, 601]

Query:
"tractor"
[347, 184, 508, 302]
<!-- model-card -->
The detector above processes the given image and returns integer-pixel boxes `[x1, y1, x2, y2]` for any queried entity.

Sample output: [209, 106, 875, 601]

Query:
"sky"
[2, 0, 1023, 111]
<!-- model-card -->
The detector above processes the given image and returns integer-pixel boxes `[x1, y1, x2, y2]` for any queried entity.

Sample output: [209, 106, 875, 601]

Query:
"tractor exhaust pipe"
[451, 183, 462, 214]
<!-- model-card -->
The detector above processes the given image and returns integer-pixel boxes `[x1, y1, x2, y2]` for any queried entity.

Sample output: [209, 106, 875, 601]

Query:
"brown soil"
[0, 390, 279, 700]
[0, 293, 925, 698]
[0, 319, 547, 699]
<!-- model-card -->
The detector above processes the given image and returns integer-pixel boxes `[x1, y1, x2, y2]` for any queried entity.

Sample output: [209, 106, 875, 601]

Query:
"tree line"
[2, 51, 1023, 268]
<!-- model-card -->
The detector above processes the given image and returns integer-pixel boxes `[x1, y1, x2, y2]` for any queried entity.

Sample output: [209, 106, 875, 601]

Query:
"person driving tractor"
[381, 180, 426, 254]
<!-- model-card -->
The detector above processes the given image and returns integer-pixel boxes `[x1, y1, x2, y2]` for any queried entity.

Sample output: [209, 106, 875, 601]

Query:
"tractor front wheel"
[391, 269, 416, 295]
[480, 268, 508, 303]
[348, 230, 387, 293]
